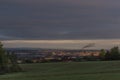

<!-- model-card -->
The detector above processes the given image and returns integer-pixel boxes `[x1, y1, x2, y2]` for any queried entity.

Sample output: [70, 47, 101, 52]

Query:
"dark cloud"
[0, 0, 120, 40]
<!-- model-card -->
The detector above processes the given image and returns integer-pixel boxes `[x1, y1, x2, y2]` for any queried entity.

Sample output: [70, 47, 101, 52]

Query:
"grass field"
[1, 61, 120, 80]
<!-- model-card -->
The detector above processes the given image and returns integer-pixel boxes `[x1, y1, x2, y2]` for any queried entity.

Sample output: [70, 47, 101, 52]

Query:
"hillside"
[1, 61, 120, 80]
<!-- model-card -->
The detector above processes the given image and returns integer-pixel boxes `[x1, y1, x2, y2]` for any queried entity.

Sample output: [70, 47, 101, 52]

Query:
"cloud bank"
[0, 0, 120, 40]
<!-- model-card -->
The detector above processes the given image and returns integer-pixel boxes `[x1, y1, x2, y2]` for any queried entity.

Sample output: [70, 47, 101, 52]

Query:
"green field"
[1, 61, 120, 80]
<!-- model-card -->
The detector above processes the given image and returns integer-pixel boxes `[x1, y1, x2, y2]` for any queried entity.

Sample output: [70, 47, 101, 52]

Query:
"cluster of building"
[6, 48, 101, 63]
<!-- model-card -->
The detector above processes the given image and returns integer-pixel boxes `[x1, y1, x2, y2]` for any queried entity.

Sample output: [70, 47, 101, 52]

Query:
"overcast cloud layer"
[0, 0, 120, 40]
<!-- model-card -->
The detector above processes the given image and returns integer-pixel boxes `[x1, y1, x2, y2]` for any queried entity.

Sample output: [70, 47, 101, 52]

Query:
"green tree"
[99, 49, 106, 60]
[9, 52, 22, 72]
[0, 42, 8, 73]
[0, 42, 22, 74]
[105, 51, 111, 60]
[110, 46, 120, 60]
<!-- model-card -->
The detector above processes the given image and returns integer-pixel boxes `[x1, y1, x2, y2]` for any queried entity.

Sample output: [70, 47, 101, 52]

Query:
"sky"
[1, 0, 120, 49]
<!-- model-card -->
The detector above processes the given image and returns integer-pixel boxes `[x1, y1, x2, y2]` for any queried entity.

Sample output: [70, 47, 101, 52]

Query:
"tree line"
[99, 46, 120, 60]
